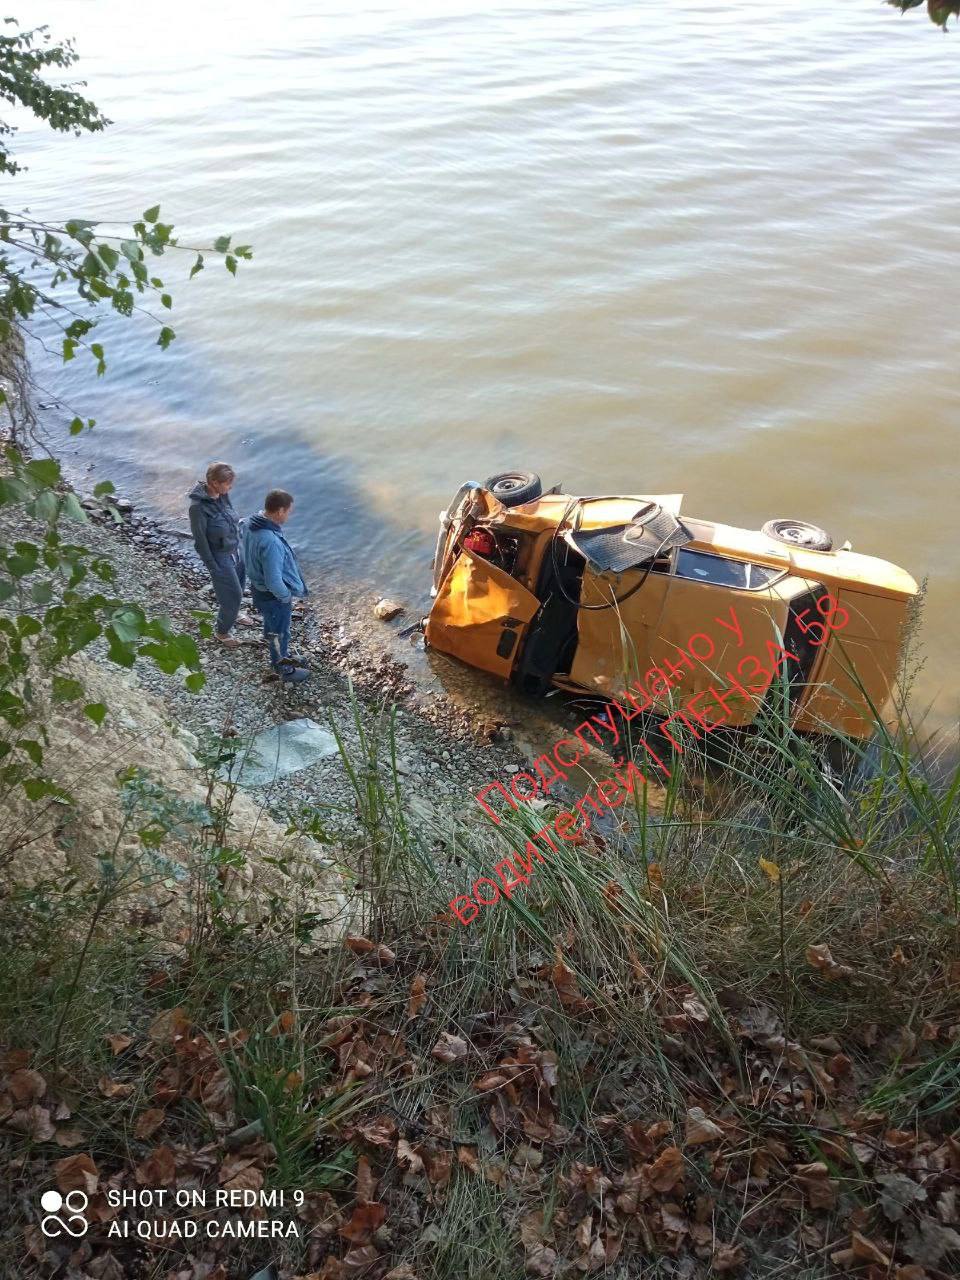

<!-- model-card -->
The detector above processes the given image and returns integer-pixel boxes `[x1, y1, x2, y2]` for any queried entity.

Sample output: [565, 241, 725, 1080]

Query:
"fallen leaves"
[54, 1153, 99, 1196]
[406, 974, 427, 1018]
[345, 935, 396, 965]
[430, 1032, 468, 1064]
[133, 1107, 166, 1139]
[805, 943, 854, 980]
[684, 1106, 724, 1146]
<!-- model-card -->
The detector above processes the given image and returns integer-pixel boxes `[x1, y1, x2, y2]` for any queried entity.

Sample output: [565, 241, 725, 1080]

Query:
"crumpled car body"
[425, 481, 919, 741]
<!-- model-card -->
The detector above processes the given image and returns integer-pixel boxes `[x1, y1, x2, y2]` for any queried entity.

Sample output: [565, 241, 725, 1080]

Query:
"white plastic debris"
[216, 717, 338, 787]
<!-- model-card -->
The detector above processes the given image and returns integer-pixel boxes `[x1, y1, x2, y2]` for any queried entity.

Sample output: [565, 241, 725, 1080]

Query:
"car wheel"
[762, 518, 833, 552]
[485, 470, 542, 507]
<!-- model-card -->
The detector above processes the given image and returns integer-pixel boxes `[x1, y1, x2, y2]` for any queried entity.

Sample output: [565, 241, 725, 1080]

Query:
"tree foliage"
[0, 20, 250, 825]
[889, 0, 960, 27]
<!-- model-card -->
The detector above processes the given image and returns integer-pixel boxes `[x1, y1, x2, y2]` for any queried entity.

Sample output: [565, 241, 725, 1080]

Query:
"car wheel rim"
[778, 523, 814, 545]
[493, 475, 525, 493]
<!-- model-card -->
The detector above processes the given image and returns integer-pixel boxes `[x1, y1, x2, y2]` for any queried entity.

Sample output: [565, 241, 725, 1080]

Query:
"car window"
[675, 549, 748, 588]
[745, 563, 783, 590]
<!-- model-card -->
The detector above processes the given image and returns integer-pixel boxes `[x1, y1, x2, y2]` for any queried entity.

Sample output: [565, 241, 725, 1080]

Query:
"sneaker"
[236, 611, 258, 627]
[279, 662, 310, 684]
[215, 633, 241, 649]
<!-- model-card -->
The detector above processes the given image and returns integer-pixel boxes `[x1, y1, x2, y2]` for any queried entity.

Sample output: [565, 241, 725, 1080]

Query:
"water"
[10, 0, 960, 729]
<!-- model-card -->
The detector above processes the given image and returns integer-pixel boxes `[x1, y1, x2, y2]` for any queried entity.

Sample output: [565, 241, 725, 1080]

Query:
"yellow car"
[426, 472, 919, 741]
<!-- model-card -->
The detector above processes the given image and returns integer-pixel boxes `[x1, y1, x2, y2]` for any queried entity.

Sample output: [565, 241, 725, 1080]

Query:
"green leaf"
[97, 243, 119, 271]
[213, 234, 231, 253]
[157, 326, 175, 350]
[16, 738, 43, 766]
[185, 671, 206, 693]
[93, 480, 115, 497]
[60, 492, 87, 524]
[33, 490, 59, 525]
[52, 675, 85, 702]
[7, 550, 37, 577]
[143, 204, 160, 223]
[110, 606, 145, 644]
[30, 580, 53, 605]
[62, 338, 77, 362]
[83, 702, 107, 726]
[105, 627, 136, 668]
[160, 293, 172, 309]
[17, 616, 42, 638]
[0, 580, 13, 602]
[23, 778, 69, 802]
[189, 253, 204, 279]
[25, 458, 61, 486]
[69, 416, 84, 436]
[225, 255, 237, 276]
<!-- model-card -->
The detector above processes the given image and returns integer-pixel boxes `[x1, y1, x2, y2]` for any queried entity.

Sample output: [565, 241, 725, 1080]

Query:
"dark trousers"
[252, 587, 292, 669]
[209, 553, 245, 636]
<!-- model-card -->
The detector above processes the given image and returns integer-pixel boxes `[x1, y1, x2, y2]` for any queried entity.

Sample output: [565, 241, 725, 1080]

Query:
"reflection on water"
[10, 0, 960, 730]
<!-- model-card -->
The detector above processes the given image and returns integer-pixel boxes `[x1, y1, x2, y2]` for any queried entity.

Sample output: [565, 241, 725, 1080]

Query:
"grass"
[1, 643, 959, 1278]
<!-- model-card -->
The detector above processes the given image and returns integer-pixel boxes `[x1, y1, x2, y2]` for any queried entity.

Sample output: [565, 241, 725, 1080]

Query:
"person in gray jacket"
[187, 462, 250, 647]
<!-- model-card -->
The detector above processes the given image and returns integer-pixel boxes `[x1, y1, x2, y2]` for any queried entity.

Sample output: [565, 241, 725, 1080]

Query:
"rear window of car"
[675, 549, 748, 588]
[673, 550, 785, 590]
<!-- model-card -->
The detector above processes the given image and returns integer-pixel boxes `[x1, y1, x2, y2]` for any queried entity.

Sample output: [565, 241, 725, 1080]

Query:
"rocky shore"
[0, 468, 544, 858]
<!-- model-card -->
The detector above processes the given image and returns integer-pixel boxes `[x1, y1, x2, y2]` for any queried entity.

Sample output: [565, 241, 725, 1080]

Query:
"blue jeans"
[209, 553, 245, 636]
[252, 588, 292, 669]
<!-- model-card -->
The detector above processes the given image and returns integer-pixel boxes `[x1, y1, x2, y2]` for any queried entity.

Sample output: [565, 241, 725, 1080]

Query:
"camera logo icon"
[40, 1190, 89, 1238]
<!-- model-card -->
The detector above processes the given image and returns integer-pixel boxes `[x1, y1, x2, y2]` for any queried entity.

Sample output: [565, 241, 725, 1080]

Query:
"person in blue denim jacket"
[188, 462, 252, 647]
[244, 489, 310, 680]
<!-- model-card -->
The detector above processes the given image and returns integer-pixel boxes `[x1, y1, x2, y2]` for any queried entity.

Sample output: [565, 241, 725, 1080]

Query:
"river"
[11, 0, 960, 732]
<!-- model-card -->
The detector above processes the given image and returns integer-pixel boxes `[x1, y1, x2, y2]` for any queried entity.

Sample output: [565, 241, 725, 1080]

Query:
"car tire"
[485, 470, 542, 507]
[762, 518, 833, 552]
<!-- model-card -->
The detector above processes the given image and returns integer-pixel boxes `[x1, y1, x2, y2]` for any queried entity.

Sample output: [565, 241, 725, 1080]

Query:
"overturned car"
[425, 472, 918, 741]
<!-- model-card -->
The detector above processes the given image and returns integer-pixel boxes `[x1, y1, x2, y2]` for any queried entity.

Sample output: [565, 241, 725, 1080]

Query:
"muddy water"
[12, 0, 960, 735]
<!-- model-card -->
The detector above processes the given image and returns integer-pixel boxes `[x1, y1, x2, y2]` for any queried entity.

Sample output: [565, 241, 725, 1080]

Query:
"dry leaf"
[98, 1076, 134, 1100]
[758, 857, 781, 884]
[3, 1048, 31, 1072]
[341, 1245, 383, 1274]
[339, 1201, 386, 1244]
[431, 1032, 468, 1063]
[805, 944, 854, 980]
[147, 1006, 190, 1044]
[7, 1068, 46, 1105]
[457, 1145, 480, 1174]
[356, 1155, 377, 1203]
[685, 1106, 723, 1146]
[269, 1010, 296, 1036]
[407, 974, 427, 1018]
[384, 1268, 420, 1280]
[397, 1137, 425, 1175]
[902, 1216, 960, 1266]
[134, 1108, 165, 1140]
[356, 1115, 397, 1148]
[54, 1127, 85, 1148]
[8, 1105, 55, 1141]
[54, 1153, 99, 1196]
[345, 935, 396, 964]
[794, 1161, 839, 1210]
[877, 1172, 927, 1222]
[683, 996, 710, 1024]
[135, 1144, 177, 1186]
[713, 1243, 746, 1272]
[223, 1164, 264, 1196]
[105, 1033, 132, 1056]
[648, 1145, 685, 1193]
[851, 1232, 891, 1266]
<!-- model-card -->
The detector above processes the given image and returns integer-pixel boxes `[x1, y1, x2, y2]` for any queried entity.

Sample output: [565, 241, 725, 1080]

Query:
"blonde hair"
[205, 462, 235, 486]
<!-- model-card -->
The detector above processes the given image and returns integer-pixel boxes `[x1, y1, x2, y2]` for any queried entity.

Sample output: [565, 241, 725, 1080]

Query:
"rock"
[88, 808, 105, 828]
[373, 598, 404, 621]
